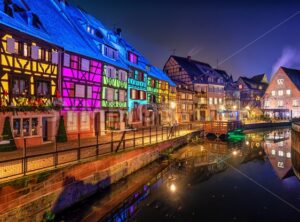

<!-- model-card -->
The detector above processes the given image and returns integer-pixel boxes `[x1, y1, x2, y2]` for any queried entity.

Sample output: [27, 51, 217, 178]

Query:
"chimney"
[116, 28, 122, 37]
[187, 55, 191, 60]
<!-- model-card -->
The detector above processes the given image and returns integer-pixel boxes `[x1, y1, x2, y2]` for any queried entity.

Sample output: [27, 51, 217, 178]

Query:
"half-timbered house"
[0, 0, 61, 147]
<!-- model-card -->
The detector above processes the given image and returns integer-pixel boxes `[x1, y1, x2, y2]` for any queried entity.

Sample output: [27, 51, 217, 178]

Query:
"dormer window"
[102, 45, 118, 60]
[128, 51, 138, 64]
[87, 25, 95, 35]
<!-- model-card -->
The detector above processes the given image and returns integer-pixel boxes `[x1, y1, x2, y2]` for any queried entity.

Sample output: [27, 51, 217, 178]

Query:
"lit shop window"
[286, 89, 291, 95]
[13, 118, 39, 137]
[278, 90, 283, 96]
[80, 112, 90, 131]
[67, 112, 78, 131]
[271, 91, 276, 96]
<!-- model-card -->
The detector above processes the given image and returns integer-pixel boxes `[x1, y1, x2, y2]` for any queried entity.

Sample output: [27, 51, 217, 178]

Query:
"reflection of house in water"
[291, 128, 300, 180]
[264, 129, 292, 179]
[245, 132, 264, 149]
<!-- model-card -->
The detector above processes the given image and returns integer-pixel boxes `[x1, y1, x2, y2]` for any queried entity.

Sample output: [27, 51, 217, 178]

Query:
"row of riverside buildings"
[1, 0, 300, 149]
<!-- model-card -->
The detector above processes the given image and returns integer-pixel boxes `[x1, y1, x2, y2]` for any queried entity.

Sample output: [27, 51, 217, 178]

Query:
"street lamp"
[232, 150, 238, 156]
[170, 183, 176, 192]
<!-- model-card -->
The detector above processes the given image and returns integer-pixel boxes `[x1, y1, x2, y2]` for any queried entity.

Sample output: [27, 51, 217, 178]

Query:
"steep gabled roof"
[239, 75, 268, 90]
[281, 67, 300, 91]
[149, 66, 176, 86]
[169, 55, 211, 76]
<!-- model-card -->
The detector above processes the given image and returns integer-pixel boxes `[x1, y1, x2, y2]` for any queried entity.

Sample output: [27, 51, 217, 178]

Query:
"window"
[64, 53, 71, 67]
[286, 89, 291, 95]
[219, 98, 223, 104]
[180, 93, 186, 100]
[119, 70, 127, 81]
[128, 51, 138, 64]
[67, 112, 78, 131]
[140, 91, 146, 100]
[23, 118, 30, 137]
[209, 98, 213, 105]
[13, 119, 21, 137]
[271, 150, 276, 155]
[188, 94, 193, 100]
[12, 76, 29, 96]
[23, 43, 30, 57]
[277, 79, 284, 85]
[36, 80, 50, 96]
[87, 86, 92, 99]
[31, 118, 38, 136]
[214, 98, 218, 105]
[286, 152, 291, 158]
[119, 90, 125, 102]
[75, 84, 85, 98]
[137, 71, 144, 81]
[81, 58, 90, 71]
[271, 90, 276, 96]
[103, 45, 118, 60]
[278, 150, 284, 157]
[188, 104, 193, 110]
[278, 90, 283, 96]
[293, 100, 298, 107]
[151, 79, 156, 88]
[13, 118, 39, 137]
[106, 66, 116, 78]
[14, 41, 20, 54]
[80, 112, 90, 130]
[277, 100, 283, 107]
[131, 89, 139, 100]
[107, 88, 114, 101]
[105, 112, 120, 130]
[264, 100, 270, 107]
[71, 55, 79, 69]
[181, 104, 186, 110]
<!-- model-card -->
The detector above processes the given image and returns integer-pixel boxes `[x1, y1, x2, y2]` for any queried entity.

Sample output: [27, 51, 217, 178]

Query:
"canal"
[56, 127, 300, 222]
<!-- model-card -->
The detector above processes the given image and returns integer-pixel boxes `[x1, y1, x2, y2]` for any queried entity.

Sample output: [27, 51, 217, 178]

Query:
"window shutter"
[6, 38, 15, 53]
[119, 90, 125, 102]
[130, 89, 133, 99]
[52, 51, 59, 64]
[31, 46, 39, 60]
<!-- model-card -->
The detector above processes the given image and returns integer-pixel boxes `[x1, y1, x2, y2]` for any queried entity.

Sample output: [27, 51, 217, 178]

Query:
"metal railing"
[0, 124, 193, 182]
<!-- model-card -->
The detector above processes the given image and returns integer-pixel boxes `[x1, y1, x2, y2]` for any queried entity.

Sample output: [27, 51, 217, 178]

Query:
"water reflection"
[103, 127, 300, 222]
[291, 128, 300, 180]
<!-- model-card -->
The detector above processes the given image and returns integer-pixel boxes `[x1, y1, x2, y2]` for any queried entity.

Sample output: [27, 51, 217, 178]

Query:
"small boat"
[227, 129, 246, 141]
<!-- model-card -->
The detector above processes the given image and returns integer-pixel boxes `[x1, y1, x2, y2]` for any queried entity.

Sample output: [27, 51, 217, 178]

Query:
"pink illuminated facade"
[61, 52, 102, 138]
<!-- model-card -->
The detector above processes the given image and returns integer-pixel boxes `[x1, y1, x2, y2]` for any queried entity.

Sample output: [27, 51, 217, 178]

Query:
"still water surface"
[58, 127, 300, 222]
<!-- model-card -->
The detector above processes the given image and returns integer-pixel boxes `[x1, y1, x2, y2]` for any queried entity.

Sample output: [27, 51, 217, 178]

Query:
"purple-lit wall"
[62, 56, 102, 111]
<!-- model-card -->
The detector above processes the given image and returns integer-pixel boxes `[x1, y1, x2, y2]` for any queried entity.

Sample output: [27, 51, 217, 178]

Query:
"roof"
[167, 55, 230, 85]
[251, 73, 267, 83]
[281, 67, 300, 91]
[239, 76, 268, 90]
[149, 66, 176, 86]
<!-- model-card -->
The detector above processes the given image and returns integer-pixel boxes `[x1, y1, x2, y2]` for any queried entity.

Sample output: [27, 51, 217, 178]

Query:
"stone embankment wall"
[0, 132, 194, 222]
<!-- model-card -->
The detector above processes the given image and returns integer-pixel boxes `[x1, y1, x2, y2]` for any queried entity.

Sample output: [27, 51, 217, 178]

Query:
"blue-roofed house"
[0, 0, 63, 147]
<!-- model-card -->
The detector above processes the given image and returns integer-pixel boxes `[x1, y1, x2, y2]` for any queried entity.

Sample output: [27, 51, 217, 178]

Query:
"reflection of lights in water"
[232, 150, 238, 156]
[245, 141, 249, 145]
[170, 183, 176, 192]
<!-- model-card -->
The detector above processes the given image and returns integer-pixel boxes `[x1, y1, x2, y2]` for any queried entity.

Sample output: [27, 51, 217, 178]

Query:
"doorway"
[94, 112, 100, 135]
[42, 117, 48, 142]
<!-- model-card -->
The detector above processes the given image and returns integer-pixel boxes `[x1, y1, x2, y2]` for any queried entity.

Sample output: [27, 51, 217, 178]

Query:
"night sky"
[68, 0, 300, 80]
